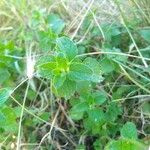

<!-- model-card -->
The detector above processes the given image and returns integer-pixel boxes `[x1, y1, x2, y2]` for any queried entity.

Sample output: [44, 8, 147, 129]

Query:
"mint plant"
[105, 122, 147, 150]
[0, 5, 149, 150]
[37, 36, 103, 98]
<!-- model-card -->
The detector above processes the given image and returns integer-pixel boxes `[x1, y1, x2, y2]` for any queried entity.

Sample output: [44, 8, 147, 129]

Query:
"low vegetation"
[0, 0, 150, 149]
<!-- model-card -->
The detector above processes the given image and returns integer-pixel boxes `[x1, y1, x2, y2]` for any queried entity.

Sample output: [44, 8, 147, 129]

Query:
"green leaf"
[83, 117, 102, 134]
[88, 109, 105, 123]
[38, 30, 57, 51]
[141, 101, 150, 115]
[70, 102, 89, 120]
[39, 112, 50, 121]
[55, 54, 69, 70]
[36, 55, 55, 66]
[121, 122, 138, 140]
[104, 48, 127, 63]
[53, 74, 66, 88]
[105, 138, 147, 150]
[69, 62, 103, 83]
[0, 88, 12, 106]
[37, 62, 57, 79]
[47, 14, 65, 34]
[56, 78, 76, 99]
[83, 57, 101, 74]
[106, 103, 122, 122]
[0, 68, 10, 84]
[0, 106, 17, 127]
[56, 37, 78, 60]
[100, 58, 116, 74]
[68, 63, 93, 82]
[76, 81, 91, 95]
[139, 29, 150, 43]
[84, 57, 104, 82]
[0, 112, 6, 123]
[31, 10, 43, 28]
[90, 74, 104, 83]
[112, 86, 131, 100]
[93, 92, 107, 105]
[0, 41, 14, 53]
